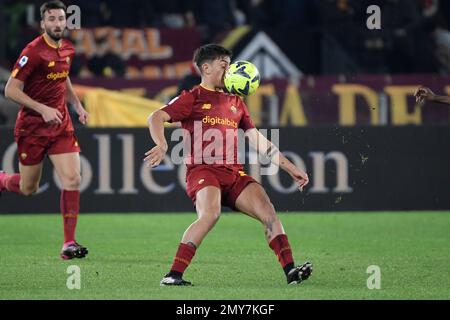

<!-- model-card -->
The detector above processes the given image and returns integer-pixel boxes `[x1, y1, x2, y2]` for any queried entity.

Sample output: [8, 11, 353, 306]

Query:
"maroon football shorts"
[186, 165, 259, 210]
[15, 132, 81, 166]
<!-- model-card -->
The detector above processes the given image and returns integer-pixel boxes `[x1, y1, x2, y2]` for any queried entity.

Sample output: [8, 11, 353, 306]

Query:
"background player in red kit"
[414, 86, 450, 105]
[145, 44, 313, 286]
[0, 1, 89, 259]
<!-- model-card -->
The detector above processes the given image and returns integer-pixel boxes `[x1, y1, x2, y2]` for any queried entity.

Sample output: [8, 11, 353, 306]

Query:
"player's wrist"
[36, 103, 49, 115]
[74, 101, 84, 112]
[285, 163, 300, 176]
[158, 142, 168, 152]
[75, 106, 85, 115]
[431, 94, 443, 103]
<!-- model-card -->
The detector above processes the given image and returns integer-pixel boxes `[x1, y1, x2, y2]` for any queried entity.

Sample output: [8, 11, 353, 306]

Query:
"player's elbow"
[4, 79, 19, 101]
[4, 81, 12, 100]
[148, 110, 166, 126]
[147, 112, 156, 127]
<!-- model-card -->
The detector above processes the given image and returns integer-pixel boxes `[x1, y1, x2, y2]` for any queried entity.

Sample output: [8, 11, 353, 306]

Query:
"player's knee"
[199, 209, 221, 225]
[210, 211, 221, 223]
[208, 212, 221, 224]
[260, 201, 276, 217]
[259, 202, 278, 223]
[62, 173, 81, 190]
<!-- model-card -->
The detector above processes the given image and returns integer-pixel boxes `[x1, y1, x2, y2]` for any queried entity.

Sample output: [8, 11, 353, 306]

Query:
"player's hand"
[289, 167, 309, 192]
[76, 106, 89, 125]
[414, 86, 435, 104]
[143, 144, 168, 168]
[40, 105, 63, 125]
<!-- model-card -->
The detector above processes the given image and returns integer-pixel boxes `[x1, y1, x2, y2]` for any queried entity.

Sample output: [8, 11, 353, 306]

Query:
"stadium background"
[1, 0, 450, 300]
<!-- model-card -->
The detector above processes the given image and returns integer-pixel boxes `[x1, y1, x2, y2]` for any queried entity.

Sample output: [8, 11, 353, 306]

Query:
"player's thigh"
[49, 152, 81, 184]
[195, 186, 222, 221]
[18, 162, 44, 188]
[48, 133, 81, 177]
[234, 182, 276, 221]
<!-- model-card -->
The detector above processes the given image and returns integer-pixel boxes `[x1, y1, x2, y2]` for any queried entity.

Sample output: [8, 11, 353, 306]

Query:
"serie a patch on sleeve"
[19, 56, 28, 67]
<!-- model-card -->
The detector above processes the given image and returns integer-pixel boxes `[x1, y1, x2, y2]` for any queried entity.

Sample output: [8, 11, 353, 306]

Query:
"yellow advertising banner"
[83, 88, 162, 127]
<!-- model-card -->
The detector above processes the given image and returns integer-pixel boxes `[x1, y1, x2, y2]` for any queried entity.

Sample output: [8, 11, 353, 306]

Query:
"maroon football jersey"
[11, 34, 75, 137]
[161, 85, 255, 170]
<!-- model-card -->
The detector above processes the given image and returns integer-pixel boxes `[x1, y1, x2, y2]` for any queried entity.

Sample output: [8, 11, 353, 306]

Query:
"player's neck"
[200, 82, 223, 93]
[43, 33, 62, 48]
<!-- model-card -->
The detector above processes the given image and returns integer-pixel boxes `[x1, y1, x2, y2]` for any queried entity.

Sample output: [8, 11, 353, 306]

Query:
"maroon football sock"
[170, 243, 197, 275]
[0, 173, 22, 194]
[269, 234, 295, 275]
[60, 190, 80, 246]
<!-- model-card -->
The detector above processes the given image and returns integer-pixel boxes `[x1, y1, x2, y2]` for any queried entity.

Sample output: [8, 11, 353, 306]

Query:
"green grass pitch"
[0, 212, 449, 300]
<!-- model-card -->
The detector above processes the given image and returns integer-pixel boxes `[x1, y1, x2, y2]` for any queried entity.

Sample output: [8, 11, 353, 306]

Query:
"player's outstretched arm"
[144, 109, 171, 168]
[414, 86, 450, 105]
[246, 128, 309, 190]
[5, 76, 63, 124]
[66, 77, 89, 125]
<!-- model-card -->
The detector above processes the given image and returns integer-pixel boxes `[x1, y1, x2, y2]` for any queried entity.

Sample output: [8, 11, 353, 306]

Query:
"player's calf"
[19, 183, 39, 196]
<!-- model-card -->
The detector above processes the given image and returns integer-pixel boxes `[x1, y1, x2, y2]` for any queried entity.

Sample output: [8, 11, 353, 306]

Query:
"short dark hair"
[40, 1, 67, 20]
[193, 44, 232, 72]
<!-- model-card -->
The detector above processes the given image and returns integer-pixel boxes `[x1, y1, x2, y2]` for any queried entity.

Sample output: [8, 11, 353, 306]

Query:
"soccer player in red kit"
[145, 44, 313, 286]
[0, 1, 88, 259]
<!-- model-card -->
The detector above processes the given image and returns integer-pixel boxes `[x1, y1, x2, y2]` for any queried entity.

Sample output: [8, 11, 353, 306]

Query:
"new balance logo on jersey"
[202, 104, 212, 110]
[238, 171, 247, 177]
[48, 61, 55, 67]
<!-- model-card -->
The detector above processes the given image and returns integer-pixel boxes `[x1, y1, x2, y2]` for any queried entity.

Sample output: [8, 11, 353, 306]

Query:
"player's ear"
[201, 62, 210, 75]
[40, 19, 44, 30]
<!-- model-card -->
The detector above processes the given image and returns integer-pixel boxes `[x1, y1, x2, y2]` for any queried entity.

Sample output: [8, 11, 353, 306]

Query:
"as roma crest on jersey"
[230, 105, 237, 114]
[66, 56, 71, 64]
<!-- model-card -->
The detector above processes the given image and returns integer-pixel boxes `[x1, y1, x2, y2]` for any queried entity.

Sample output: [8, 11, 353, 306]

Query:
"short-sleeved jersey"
[161, 85, 255, 171]
[11, 34, 75, 137]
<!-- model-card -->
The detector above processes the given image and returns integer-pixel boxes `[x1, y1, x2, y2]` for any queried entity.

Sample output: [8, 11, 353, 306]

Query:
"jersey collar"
[200, 84, 224, 93]
[42, 34, 62, 49]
